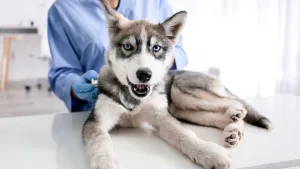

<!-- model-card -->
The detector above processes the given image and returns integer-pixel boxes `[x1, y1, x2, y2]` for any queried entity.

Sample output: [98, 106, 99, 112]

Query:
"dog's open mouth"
[127, 78, 150, 97]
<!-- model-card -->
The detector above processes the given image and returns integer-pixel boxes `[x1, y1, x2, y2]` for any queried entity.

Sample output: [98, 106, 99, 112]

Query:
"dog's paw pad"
[90, 156, 121, 169]
[226, 104, 247, 122]
[223, 124, 243, 148]
[200, 143, 232, 169]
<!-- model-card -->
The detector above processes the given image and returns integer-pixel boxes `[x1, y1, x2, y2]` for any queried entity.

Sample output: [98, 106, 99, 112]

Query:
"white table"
[0, 94, 300, 169]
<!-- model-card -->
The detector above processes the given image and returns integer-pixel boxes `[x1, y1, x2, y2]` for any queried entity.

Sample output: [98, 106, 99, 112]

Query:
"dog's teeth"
[131, 83, 149, 96]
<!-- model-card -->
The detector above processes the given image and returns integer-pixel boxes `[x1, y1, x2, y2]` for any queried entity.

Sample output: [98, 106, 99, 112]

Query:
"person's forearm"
[170, 53, 175, 68]
[172, 47, 188, 70]
[106, 0, 120, 8]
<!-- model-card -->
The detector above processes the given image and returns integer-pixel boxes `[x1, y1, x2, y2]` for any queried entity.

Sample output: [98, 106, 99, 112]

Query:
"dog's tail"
[238, 98, 272, 130]
[225, 89, 273, 130]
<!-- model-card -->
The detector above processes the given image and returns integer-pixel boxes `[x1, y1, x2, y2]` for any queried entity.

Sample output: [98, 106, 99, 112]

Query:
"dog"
[82, 1, 272, 169]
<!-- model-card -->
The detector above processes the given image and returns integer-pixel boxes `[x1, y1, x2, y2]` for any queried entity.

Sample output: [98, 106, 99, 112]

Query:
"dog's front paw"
[226, 104, 247, 122]
[223, 123, 243, 147]
[89, 156, 120, 169]
[190, 142, 231, 169]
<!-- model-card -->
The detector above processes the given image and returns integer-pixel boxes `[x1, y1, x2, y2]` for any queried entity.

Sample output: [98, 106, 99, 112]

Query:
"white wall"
[0, 37, 3, 71]
[169, 0, 300, 97]
[0, 35, 50, 81]
[9, 35, 50, 81]
[1, 0, 290, 90]
[0, 0, 53, 81]
[169, 0, 228, 72]
[0, 0, 205, 81]
[0, 0, 54, 32]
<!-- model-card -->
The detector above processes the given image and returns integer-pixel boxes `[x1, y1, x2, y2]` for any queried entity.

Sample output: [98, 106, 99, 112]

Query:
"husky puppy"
[82, 1, 272, 169]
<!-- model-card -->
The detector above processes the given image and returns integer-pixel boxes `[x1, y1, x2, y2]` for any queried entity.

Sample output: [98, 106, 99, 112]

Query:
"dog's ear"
[99, 0, 128, 36]
[161, 11, 187, 43]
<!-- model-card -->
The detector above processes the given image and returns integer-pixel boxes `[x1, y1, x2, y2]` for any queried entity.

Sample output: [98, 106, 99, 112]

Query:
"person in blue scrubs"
[48, 0, 188, 112]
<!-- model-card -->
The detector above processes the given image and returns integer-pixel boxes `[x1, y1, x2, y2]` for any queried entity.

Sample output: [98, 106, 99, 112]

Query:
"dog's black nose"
[136, 68, 152, 83]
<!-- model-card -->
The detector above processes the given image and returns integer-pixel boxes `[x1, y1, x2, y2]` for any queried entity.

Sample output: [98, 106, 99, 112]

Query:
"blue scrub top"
[48, 0, 188, 112]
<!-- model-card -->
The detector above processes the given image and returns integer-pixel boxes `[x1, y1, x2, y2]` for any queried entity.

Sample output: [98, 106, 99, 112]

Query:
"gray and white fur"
[82, 1, 272, 169]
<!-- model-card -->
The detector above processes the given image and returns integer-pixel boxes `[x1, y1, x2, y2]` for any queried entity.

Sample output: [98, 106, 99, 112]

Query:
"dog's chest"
[118, 92, 139, 110]
[126, 92, 169, 116]
[117, 86, 168, 113]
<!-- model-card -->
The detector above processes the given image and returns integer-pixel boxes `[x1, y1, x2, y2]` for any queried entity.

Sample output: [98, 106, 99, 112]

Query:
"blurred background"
[0, 0, 300, 117]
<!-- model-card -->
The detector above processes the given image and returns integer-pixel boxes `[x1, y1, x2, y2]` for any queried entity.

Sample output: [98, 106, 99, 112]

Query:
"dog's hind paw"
[223, 123, 243, 148]
[226, 104, 247, 122]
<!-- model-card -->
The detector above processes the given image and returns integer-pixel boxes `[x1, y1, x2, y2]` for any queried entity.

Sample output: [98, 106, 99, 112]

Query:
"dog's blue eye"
[153, 45, 162, 52]
[123, 44, 132, 50]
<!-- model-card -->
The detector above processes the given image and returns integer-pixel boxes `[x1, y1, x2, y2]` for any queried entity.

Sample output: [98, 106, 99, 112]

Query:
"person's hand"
[71, 70, 99, 102]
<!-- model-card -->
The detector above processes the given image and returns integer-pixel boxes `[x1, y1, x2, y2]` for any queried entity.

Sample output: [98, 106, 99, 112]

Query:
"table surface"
[0, 94, 300, 169]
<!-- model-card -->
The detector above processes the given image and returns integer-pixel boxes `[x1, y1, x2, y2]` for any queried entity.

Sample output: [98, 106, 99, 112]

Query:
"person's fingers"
[81, 88, 99, 102]
[73, 82, 95, 93]
[77, 92, 91, 101]
[83, 70, 98, 81]
[72, 70, 99, 101]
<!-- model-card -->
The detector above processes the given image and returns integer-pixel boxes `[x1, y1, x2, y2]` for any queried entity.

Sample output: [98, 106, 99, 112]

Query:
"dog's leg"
[138, 104, 231, 169]
[169, 103, 244, 148]
[169, 104, 231, 129]
[157, 114, 231, 169]
[171, 86, 247, 120]
[171, 72, 272, 130]
[82, 95, 126, 169]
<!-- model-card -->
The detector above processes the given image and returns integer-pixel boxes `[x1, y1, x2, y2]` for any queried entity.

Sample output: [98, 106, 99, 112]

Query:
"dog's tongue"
[134, 84, 147, 93]
[136, 84, 146, 90]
